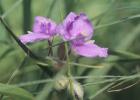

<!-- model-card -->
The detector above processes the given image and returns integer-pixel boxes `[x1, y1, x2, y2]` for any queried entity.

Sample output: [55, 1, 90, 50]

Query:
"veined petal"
[19, 32, 50, 44]
[71, 41, 108, 58]
[63, 12, 77, 27]
[33, 16, 47, 33]
[57, 24, 70, 41]
[70, 19, 93, 40]
[57, 12, 93, 41]
[33, 16, 56, 35]
[79, 13, 88, 20]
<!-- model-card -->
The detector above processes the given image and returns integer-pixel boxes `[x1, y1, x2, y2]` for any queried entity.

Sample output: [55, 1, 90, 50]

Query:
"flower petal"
[79, 13, 88, 20]
[57, 12, 93, 41]
[71, 42, 108, 58]
[33, 16, 56, 35]
[57, 12, 77, 40]
[57, 24, 70, 41]
[19, 32, 49, 44]
[63, 12, 77, 27]
[70, 18, 93, 41]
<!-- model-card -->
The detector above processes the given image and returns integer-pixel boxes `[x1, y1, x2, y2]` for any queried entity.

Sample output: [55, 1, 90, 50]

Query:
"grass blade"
[1, 0, 23, 19]
[89, 82, 114, 100]
[0, 17, 39, 60]
[0, 83, 34, 100]
[23, 0, 31, 33]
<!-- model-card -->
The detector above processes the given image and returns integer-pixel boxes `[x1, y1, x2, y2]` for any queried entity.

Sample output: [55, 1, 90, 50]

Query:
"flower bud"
[54, 76, 68, 90]
[68, 80, 84, 100]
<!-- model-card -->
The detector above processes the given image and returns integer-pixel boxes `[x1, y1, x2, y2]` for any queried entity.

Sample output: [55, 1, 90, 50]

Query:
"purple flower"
[57, 12, 108, 58]
[19, 16, 56, 44]
[71, 40, 108, 58]
[57, 12, 93, 41]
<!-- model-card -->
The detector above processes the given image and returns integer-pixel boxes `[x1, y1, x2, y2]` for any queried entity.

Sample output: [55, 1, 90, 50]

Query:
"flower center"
[80, 32, 88, 37]
[86, 40, 95, 44]
[40, 23, 47, 33]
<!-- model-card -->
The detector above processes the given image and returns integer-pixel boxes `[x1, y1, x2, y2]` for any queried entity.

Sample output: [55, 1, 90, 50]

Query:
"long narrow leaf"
[0, 17, 39, 60]
[0, 83, 34, 100]
[23, 0, 31, 33]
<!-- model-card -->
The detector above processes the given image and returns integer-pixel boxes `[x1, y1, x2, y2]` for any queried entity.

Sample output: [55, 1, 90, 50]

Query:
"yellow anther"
[27, 31, 32, 34]
[86, 40, 95, 44]
[81, 32, 88, 37]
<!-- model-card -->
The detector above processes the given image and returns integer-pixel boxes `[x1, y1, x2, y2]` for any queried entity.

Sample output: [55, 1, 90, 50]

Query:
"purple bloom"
[58, 12, 108, 58]
[71, 40, 108, 58]
[19, 16, 56, 44]
[57, 12, 93, 41]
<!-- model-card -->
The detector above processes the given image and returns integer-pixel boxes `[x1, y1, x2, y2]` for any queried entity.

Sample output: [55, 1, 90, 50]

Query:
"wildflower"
[57, 12, 108, 58]
[71, 40, 108, 57]
[57, 12, 93, 41]
[19, 16, 56, 44]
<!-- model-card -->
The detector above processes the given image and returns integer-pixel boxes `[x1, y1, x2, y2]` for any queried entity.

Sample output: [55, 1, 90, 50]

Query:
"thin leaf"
[1, 0, 23, 18]
[64, 0, 76, 14]
[46, 0, 57, 17]
[23, 0, 31, 33]
[45, 56, 104, 69]
[95, 14, 140, 29]
[109, 49, 140, 58]
[0, 0, 4, 15]
[107, 79, 140, 92]
[89, 83, 114, 100]
[0, 47, 14, 60]
[88, 82, 115, 100]
[0, 83, 34, 100]
[0, 17, 54, 77]
[0, 17, 39, 60]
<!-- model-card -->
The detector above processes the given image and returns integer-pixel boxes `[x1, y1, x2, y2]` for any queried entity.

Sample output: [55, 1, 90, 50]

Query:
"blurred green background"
[0, 0, 140, 100]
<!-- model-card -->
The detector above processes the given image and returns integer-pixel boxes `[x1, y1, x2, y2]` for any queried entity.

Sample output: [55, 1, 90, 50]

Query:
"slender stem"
[64, 43, 75, 100]
[0, 17, 40, 60]
[94, 14, 140, 29]
[23, 0, 31, 33]
[0, 17, 54, 76]
[65, 43, 70, 76]
[47, 39, 53, 56]
[7, 70, 19, 84]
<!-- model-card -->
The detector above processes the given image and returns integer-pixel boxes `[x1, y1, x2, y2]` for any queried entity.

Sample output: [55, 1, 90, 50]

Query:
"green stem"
[64, 43, 70, 76]
[23, 0, 31, 33]
[64, 43, 75, 100]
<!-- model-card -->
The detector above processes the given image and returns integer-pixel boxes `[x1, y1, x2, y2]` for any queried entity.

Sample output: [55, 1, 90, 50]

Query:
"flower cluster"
[19, 12, 108, 58]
